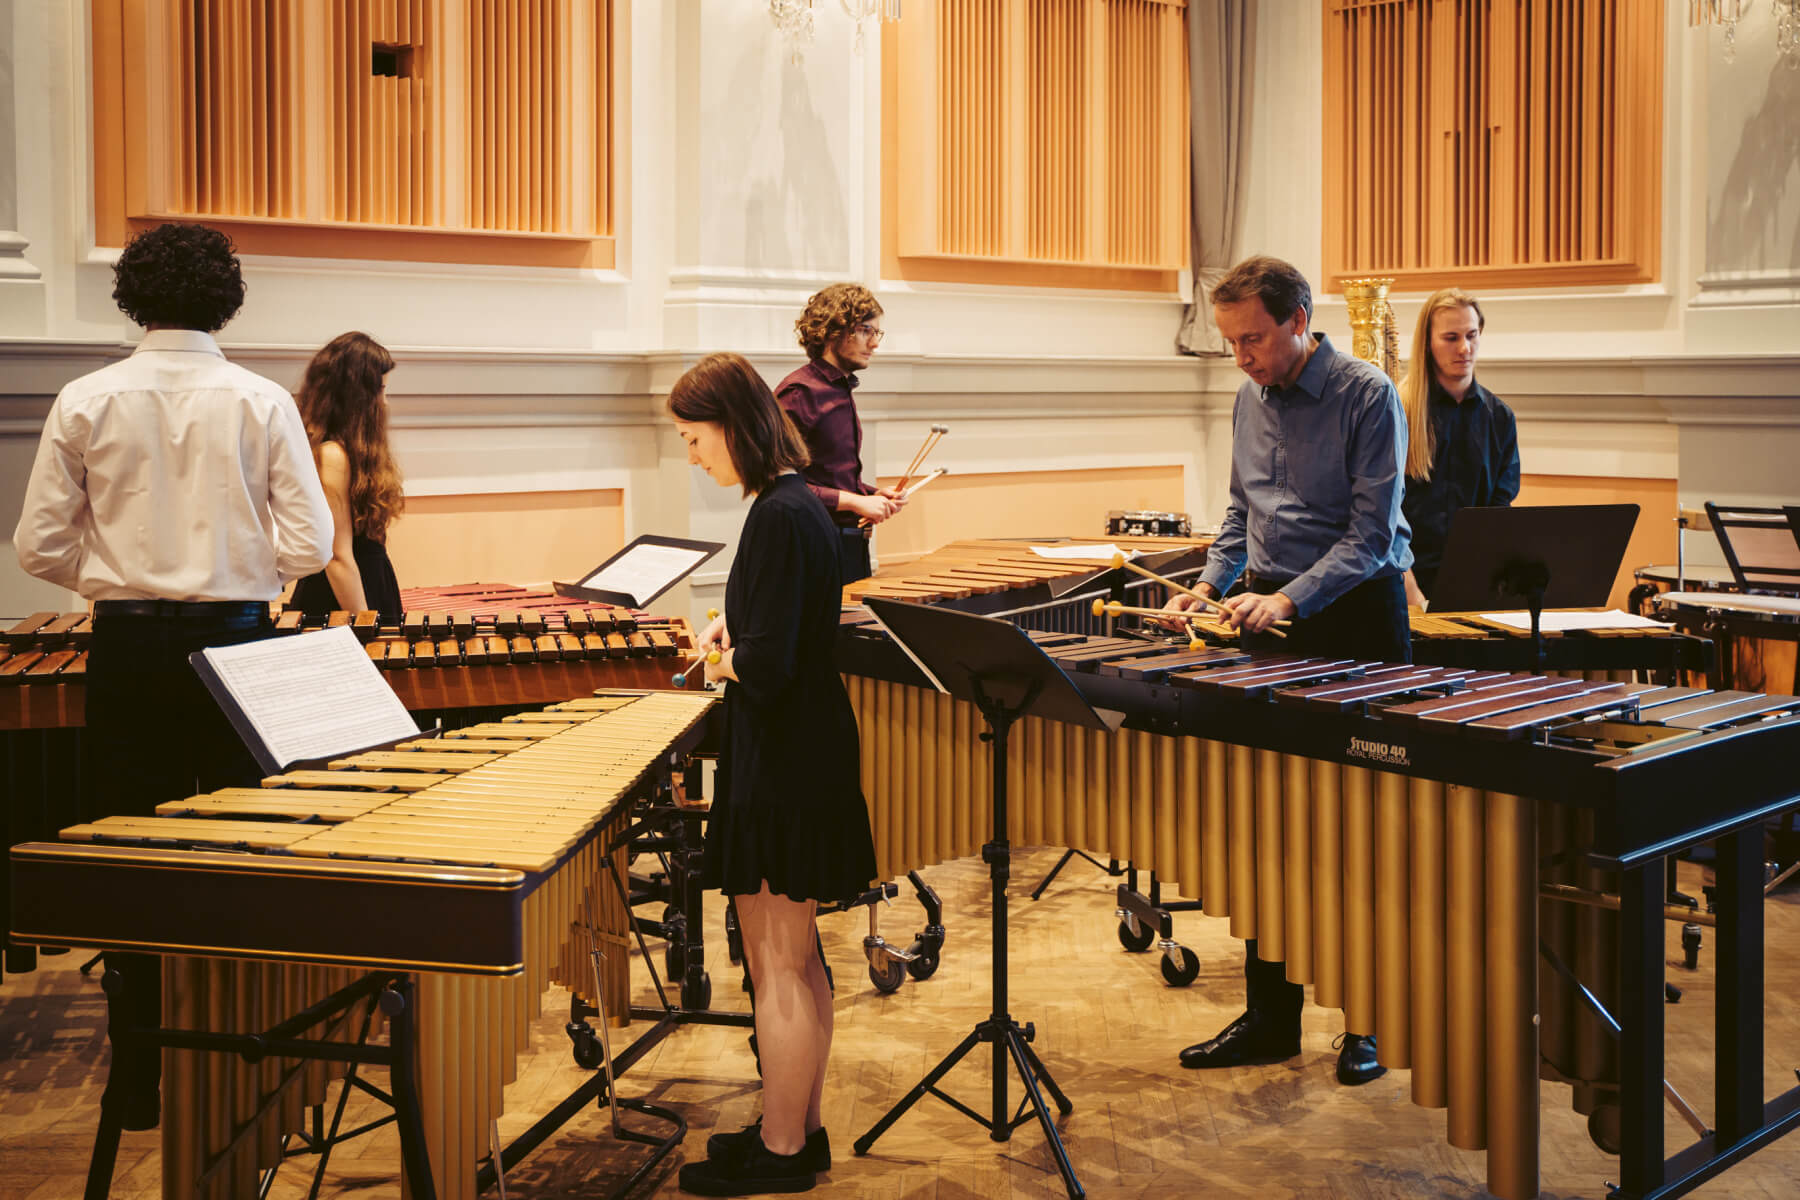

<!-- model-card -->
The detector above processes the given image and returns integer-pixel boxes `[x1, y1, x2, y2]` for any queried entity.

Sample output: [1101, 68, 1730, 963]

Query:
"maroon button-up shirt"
[776, 358, 874, 529]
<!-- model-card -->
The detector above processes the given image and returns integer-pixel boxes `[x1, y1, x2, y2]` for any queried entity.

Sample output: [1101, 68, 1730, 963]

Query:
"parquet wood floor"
[2, 852, 1796, 1199]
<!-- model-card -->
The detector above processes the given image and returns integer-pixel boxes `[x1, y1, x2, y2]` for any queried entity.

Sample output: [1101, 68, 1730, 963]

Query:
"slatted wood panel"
[897, 0, 1188, 276]
[1322, 0, 1661, 292]
[93, 0, 616, 265]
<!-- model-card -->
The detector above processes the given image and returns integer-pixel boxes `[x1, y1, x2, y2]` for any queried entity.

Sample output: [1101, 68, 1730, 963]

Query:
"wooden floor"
[3, 850, 1798, 1200]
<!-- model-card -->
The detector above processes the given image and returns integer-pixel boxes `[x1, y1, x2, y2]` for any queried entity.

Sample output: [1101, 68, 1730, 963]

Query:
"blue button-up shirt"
[1199, 334, 1413, 619]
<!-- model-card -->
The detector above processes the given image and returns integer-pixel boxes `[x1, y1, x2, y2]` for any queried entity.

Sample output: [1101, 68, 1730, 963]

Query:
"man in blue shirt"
[1170, 255, 1412, 1086]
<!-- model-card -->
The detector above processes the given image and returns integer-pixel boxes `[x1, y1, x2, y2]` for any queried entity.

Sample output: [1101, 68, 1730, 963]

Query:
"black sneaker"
[705, 1121, 830, 1173]
[678, 1135, 816, 1196]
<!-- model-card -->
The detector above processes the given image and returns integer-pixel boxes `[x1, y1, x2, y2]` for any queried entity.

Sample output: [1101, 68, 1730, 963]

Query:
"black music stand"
[1430, 503, 1639, 671]
[854, 598, 1124, 1200]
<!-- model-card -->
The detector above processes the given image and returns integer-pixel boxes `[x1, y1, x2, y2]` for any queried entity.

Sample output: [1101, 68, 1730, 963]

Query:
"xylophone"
[0, 587, 697, 980]
[836, 616, 1800, 1200]
[10, 689, 721, 1200]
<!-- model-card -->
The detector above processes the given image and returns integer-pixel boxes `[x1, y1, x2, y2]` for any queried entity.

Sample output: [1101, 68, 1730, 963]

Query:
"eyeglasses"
[854, 323, 885, 343]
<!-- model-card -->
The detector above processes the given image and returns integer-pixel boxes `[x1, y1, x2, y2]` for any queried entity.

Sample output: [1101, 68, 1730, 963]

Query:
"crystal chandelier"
[769, 0, 901, 62]
[1690, 0, 1800, 66]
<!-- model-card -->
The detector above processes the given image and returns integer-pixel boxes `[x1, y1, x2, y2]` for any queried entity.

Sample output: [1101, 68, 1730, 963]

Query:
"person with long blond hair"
[1397, 289, 1520, 608]
[288, 332, 406, 620]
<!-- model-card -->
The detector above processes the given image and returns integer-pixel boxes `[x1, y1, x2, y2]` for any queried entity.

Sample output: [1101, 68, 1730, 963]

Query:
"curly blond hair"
[795, 283, 883, 361]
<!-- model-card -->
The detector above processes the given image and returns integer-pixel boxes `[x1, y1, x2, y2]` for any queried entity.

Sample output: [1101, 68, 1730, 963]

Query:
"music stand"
[1430, 504, 1639, 671]
[1786, 506, 1800, 557]
[854, 598, 1123, 1200]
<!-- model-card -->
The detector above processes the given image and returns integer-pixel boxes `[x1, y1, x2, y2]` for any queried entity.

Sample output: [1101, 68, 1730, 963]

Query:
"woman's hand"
[698, 611, 730, 652]
[704, 646, 738, 685]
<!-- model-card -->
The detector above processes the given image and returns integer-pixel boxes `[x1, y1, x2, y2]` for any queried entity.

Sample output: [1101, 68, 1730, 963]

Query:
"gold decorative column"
[1342, 276, 1400, 379]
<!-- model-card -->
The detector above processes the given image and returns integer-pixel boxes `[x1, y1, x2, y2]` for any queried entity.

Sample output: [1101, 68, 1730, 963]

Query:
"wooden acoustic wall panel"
[92, 0, 616, 267]
[1322, 0, 1661, 292]
[889, 0, 1187, 290]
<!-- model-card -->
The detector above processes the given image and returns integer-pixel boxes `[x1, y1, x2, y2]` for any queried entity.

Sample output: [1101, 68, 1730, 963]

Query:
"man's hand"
[875, 484, 909, 509]
[843, 492, 898, 524]
[1221, 590, 1297, 634]
[1157, 582, 1218, 631]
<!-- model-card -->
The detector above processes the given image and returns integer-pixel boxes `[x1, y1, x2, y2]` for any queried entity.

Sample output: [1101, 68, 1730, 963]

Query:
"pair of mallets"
[672, 608, 724, 688]
[1091, 552, 1290, 640]
[858, 424, 950, 528]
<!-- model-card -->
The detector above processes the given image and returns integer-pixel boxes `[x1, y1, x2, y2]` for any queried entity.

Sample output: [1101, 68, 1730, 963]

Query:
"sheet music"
[1029, 543, 1140, 562]
[199, 626, 420, 769]
[580, 543, 709, 605]
[1478, 608, 1668, 632]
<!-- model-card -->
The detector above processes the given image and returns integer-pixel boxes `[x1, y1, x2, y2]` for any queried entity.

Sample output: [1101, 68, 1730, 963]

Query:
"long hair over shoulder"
[1398, 288, 1485, 483]
[295, 332, 405, 540]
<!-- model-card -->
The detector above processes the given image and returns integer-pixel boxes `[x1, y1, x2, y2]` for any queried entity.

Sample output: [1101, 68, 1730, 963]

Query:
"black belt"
[1243, 572, 1293, 595]
[837, 526, 873, 541]
[94, 599, 270, 619]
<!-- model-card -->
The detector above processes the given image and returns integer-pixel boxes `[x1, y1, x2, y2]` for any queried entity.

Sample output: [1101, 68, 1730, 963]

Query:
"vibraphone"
[837, 617, 1800, 1200]
[0, 587, 698, 980]
[9, 689, 727, 1200]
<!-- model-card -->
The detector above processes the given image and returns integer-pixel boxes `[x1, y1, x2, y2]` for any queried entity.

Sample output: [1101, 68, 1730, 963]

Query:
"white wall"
[3, 0, 1797, 617]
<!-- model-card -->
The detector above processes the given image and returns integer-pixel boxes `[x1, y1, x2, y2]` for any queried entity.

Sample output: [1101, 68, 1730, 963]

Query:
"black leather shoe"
[705, 1122, 830, 1173]
[1335, 1033, 1386, 1085]
[1179, 1011, 1301, 1069]
[678, 1135, 815, 1195]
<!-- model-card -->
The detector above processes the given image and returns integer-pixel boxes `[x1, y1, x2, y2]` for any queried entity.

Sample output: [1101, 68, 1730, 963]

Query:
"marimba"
[836, 618, 1800, 1200]
[0, 593, 697, 981]
[9, 689, 719, 1199]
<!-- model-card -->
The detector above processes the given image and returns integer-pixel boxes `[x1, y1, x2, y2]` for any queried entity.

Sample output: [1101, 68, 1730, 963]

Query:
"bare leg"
[733, 885, 821, 1156]
[803, 932, 833, 1132]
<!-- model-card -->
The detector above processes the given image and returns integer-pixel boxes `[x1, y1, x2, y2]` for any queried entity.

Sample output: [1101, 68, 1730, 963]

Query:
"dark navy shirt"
[1199, 334, 1413, 619]
[776, 358, 874, 530]
[1401, 377, 1521, 575]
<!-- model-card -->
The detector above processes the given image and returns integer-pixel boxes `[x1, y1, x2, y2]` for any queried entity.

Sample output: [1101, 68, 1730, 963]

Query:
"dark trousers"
[837, 528, 873, 587]
[85, 601, 275, 1120]
[1239, 573, 1411, 1026]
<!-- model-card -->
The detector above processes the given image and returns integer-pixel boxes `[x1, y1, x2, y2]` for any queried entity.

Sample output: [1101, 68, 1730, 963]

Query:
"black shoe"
[1178, 1011, 1301, 1069]
[678, 1135, 815, 1195]
[705, 1122, 830, 1173]
[1335, 1033, 1386, 1086]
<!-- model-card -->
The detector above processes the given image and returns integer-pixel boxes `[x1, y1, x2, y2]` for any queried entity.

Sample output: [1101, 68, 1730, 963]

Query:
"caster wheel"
[1160, 946, 1200, 987]
[1587, 1103, 1621, 1156]
[869, 954, 906, 994]
[566, 1022, 603, 1070]
[681, 970, 712, 1011]
[1118, 916, 1154, 953]
[906, 951, 940, 982]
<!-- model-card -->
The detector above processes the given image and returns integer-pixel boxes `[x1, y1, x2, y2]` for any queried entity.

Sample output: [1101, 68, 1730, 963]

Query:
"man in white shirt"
[13, 221, 332, 1131]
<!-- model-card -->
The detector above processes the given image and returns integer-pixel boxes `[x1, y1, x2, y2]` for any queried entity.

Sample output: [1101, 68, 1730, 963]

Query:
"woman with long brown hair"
[287, 332, 406, 620]
[671, 352, 877, 1196]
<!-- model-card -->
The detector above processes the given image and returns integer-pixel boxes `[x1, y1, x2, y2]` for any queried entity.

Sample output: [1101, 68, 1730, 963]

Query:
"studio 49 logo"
[1346, 736, 1410, 767]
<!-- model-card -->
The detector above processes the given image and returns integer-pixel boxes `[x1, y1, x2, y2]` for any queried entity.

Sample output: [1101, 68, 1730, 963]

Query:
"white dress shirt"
[13, 329, 334, 602]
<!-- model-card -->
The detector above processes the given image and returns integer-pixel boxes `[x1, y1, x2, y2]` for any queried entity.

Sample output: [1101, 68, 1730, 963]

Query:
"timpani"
[1657, 590, 1800, 695]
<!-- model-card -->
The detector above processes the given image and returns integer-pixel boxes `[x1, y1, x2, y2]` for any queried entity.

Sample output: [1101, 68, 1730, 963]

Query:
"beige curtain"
[1176, 0, 1254, 356]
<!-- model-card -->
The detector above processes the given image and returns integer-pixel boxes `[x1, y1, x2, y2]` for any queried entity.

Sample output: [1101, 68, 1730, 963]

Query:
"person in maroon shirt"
[777, 283, 906, 585]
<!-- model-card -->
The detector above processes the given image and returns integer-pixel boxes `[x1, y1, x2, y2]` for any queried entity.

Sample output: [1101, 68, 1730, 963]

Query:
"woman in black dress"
[287, 332, 405, 621]
[670, 352, 878, 1197]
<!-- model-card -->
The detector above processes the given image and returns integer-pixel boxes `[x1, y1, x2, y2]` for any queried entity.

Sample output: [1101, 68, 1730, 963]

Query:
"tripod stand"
[854, 598, 1121, 1200]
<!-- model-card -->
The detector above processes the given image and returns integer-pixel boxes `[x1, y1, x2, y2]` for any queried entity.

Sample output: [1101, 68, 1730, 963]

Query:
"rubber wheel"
[1118, 916, 1154, 953]
[1160, 946, 1200, 987]
[1587, 1103, 1622, 1155]
[567, 1023, 603, 1070]
[906, 952, 940, 981]
[681, 970, 712, 1011]
[868, 954, 907, 994]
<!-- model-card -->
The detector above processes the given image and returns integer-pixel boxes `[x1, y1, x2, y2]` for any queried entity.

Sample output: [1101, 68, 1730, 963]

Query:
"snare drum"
[1105, 510, 1192, 538]
[1628, 562, 1737, 618]
[1658, 590, 1800, 695]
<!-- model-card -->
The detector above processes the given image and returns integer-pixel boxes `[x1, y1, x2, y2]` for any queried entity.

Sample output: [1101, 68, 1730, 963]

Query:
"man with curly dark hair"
[13, 221, 332, 1132]
[777, 282, 906, 586]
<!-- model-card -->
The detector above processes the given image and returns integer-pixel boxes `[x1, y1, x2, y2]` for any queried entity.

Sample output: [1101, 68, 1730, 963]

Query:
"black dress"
[288, 533, 403, 621]
[703, 473, 878, 905]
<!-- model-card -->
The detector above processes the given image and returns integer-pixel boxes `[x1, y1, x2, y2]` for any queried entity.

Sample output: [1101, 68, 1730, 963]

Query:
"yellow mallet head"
[1091, 598, 1105, 617]
[706, 607, 721, 620]
[1188, 638, 1205, 653]
[1110, 552, 1127, 568]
